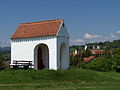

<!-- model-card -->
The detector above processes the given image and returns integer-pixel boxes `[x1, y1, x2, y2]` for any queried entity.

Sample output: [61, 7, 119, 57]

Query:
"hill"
[0, 47, 11, 51]
[0, 68, 120, 89]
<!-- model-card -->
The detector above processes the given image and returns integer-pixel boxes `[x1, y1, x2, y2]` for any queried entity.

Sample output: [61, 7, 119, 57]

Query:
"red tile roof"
[90, 50, 113, 54]
[83, 56, 95, 62]
[11, 19, 64, 39]
[90, 50, 104, 54]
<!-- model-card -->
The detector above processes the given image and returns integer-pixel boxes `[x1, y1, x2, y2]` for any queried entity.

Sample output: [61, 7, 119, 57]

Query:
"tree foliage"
[82, 57, 113, 72]
[81, 48, 120, 72]
[70, 49, 92, 68]
[111, 48, 120, 72]
[0, 49, 10, 66]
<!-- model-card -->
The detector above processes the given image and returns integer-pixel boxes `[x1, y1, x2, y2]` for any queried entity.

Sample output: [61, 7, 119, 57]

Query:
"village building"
[90, 50, 113, 57]
[10, 19, 70, 70]
[83, 56, 95, 62]
[90, 50, 104, 56]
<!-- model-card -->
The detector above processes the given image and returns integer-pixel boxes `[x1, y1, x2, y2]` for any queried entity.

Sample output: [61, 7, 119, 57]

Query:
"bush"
[83, 57, 113, 72]
[0, 55, 4, 66]
[82, 49, 92, 58]
[70, 49, 92, 67]
[70, 54, 83, 66]
[111, 48, 120, 72]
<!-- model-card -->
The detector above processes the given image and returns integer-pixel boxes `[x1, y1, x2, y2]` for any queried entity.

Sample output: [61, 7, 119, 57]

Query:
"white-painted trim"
[56, 21, 63, 36]
[11, 36, 56, 43]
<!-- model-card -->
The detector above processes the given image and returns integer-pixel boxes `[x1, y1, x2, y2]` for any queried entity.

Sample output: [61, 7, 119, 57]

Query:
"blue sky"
[0, 0, 120, 47]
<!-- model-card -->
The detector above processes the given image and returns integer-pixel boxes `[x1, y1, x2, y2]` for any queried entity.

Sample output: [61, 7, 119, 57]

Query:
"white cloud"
[70, 31, 120, 46]
[110, 33, 117, 38]
[111, 34, 115, 38]
[83, 33, 102, 39]
[72, 39, 85, 43]
[93, 34, 102, 38]
[116, 31, 120, 34]
[83, 33, 93, 39]
[70, 33, 103, 45]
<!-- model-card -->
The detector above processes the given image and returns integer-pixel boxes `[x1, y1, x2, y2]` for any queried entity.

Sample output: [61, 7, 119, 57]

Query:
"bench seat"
[11, 60, 33, 69]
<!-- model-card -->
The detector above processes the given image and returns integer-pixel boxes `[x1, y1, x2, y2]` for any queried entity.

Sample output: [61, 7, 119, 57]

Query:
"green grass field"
[0, 68, 120, 90]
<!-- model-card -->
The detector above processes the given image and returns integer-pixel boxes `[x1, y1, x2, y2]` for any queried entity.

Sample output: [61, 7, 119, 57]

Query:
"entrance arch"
[34, 44, 49, 69]
[60, 43, 66, 69]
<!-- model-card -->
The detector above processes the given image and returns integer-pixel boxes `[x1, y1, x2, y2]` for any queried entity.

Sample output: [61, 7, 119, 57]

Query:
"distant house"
[71, 49, 78, 56]
[83, 56, 95, 62]
[90, 50, 113, 57]
[90, 50, 104, 56]
[10, 19, 70, 70]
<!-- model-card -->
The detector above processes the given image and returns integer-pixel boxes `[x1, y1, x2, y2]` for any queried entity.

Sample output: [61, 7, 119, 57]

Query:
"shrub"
[70, 54, 83, 66]
[82, 49, 92, 58]
[83, 57, 113, 72]
[110, 48, 120, 72]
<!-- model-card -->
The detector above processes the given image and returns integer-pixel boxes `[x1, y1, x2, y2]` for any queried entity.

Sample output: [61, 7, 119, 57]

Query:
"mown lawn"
[0, 68, 120, 90]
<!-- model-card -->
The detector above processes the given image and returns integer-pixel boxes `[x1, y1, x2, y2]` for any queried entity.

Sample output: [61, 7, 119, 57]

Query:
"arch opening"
[34, 44, 49, 69]
[60, 43, 66, 69]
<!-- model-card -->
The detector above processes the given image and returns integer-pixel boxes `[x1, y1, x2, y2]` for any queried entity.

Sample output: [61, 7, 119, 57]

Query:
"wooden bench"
[11, 60, 33, 69]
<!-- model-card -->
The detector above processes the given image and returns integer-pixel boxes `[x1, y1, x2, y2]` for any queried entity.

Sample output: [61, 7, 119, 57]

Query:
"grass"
[0, 68, 120, 89]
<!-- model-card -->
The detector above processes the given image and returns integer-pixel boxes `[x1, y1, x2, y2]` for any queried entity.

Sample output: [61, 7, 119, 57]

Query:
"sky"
[0, 0, 120, 47]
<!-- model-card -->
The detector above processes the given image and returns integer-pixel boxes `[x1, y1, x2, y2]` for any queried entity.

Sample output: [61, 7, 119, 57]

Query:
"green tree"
[112, 48, 120, 72]
[83, 57, 113, 72]
[82, 49, 92, 58]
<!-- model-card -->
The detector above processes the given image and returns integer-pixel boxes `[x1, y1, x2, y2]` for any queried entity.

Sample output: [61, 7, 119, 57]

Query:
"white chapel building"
[10, 19, 70, 70]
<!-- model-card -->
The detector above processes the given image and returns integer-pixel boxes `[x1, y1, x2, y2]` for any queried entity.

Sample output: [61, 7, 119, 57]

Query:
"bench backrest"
[13, 60, 33, 64]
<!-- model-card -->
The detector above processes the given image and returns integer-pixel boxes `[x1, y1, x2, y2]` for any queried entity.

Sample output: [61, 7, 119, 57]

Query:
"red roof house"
[83, 56, 95, 62]
[90, 50, 113, 55]
[90, 50, 104, 54]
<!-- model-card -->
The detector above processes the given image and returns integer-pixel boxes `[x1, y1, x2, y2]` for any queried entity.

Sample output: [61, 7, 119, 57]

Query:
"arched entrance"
[60, 43, 66, 69]
[34, 44, 49, 69]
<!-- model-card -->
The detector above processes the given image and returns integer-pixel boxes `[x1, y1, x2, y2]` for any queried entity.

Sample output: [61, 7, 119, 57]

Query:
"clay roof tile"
[11, 19, 64, 39]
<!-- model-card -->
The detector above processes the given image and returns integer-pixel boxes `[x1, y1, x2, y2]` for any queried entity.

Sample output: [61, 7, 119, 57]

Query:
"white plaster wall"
[11, 36, 58, 70]
[57, 36, 69, 69]
[57, 23, 69, 38]
[57, 24, 70, 69]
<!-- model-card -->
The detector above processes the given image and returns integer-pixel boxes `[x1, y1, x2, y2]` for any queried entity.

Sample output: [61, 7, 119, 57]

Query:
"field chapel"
[10, 19, 70, 70]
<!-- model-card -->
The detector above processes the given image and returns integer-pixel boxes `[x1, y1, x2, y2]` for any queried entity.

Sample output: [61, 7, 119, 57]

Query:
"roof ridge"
[20, 19, 64, 26]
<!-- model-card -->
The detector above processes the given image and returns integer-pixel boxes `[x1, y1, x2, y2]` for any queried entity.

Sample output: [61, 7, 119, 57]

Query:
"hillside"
[69, 39, 120, 72]
[0, 68, 120, 89]
[0, 47, 11, 51]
